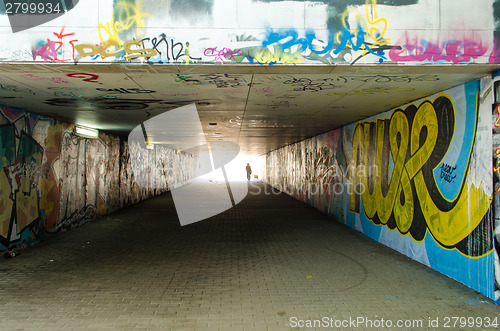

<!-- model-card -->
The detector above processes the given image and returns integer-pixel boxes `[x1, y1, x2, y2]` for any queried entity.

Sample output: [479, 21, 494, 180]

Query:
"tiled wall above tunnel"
[265, 77, 496, 301]
[1, 0, 500, 65]
[0, 106, 197, 253]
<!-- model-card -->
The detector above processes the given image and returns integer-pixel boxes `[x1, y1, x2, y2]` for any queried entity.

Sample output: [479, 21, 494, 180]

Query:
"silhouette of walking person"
[246, 163, 252, 181]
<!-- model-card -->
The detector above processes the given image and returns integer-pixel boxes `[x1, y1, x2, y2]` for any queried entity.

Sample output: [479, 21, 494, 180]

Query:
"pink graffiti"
[21, 74, 69, 84]
[32, 40, 60, 62]
[32, 28, 78, 62]
[389, 35, 488, 64]
[489, 40, 500, 63]
[254, 87, 274, 97]
[203, 47, 242, 61]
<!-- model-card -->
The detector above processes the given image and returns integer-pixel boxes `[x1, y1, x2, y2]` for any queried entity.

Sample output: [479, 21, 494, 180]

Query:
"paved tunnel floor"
[1, 182, 499, 330]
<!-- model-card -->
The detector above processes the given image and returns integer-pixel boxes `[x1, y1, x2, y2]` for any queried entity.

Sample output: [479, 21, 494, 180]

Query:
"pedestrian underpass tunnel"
[1, 0, 500, 329]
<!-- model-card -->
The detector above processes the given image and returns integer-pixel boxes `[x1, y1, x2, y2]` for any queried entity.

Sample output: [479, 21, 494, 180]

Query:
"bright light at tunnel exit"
[199, 154, 264, 182]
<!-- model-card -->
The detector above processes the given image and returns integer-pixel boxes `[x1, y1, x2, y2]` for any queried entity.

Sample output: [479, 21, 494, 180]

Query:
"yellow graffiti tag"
[250, 46, 302, 65]
[97, 0, 150, 46]
[42, 123, 66, 229]
[75, 39, 122, 58]
[113, 0, 149, 37]
[90, 0, 151, 57]
[98, 22, 122, 48]
[15, 176, 39, 233]
[365, 0, 389, 45]
[349, 96, 490, 247]
[0, 169, 13, 238]
[337, 0, 390, 56]
[123, 39, 157, 60]
[75, 39, 157, 60]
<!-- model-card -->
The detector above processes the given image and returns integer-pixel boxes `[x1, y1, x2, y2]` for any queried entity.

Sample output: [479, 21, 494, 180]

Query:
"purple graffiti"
[32, 40, 60, 62]
[21, 74, 69, 84]
[389, 35, 488, 64]
[489, 38, 500, 63]
[203, 47, 242, 61]
[32, 28, 78, 62]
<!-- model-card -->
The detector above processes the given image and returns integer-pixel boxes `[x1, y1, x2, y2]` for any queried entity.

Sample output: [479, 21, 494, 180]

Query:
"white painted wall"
[0, 0, 496, 65]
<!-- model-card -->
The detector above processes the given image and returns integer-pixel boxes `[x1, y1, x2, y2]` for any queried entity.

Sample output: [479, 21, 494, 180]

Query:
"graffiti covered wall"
[266, 78, 496, 299]
[0, 106, 196, 253]
[0, 0, 499, 65]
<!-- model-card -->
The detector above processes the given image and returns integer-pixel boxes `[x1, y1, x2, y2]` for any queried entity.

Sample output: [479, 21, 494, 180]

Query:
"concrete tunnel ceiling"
[0, 63, 498, 155]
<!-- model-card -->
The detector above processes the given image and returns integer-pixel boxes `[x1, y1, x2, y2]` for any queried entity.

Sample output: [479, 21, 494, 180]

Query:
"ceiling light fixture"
[75, 125, 99, 138]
